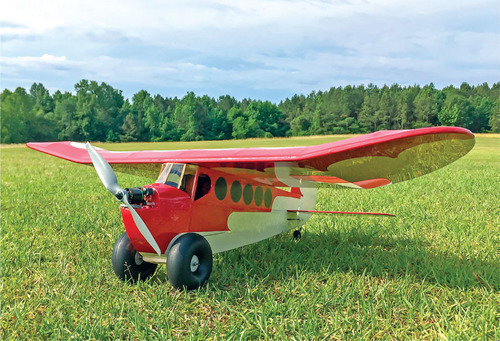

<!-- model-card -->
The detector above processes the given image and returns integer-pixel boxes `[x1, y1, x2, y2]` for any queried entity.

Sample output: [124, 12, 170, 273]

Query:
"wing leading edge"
[27, 126, 475, 189]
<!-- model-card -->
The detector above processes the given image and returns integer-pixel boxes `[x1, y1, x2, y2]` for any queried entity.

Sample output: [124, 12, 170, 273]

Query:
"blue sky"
[1, 0, 499, 102]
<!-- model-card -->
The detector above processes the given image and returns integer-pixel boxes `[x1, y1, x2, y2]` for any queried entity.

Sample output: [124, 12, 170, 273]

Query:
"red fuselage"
[121, 165, 300, 254]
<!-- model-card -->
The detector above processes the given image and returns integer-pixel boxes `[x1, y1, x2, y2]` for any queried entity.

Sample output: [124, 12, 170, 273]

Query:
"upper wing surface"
[27, 126, 475, 188]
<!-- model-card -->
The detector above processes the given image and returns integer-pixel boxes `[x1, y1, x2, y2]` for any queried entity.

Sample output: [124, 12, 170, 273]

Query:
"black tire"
[112, 232, 157, 283]
[293, 230, 301, 240]
[166, 233, 213, 290]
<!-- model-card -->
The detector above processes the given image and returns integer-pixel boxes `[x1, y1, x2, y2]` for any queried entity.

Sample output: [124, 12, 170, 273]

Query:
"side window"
[180, 174, 195, 196]
[194, 174, 211, 200]
[179, 164, 198, 197]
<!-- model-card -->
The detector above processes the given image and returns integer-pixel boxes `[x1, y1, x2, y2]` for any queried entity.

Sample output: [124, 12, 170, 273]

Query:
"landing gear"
[167, 233, 213, 290]
[293, 229, 302, 240]
[112, 232, 158, 282]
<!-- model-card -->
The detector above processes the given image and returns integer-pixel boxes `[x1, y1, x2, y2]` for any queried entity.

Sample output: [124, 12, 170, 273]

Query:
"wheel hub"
[134, 252, 144, 265]
[190, 255, 200, 272]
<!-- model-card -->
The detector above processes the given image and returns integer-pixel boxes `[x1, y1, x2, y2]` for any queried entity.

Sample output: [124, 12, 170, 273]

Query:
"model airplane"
[27, 126, 475, 289]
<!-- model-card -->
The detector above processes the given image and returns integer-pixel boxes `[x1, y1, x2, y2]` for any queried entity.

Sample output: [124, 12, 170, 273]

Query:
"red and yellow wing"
[27, 126, 474, 189]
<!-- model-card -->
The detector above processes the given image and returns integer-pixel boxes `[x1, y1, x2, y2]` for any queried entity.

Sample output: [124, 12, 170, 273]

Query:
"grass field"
[1, 134, 499, 340]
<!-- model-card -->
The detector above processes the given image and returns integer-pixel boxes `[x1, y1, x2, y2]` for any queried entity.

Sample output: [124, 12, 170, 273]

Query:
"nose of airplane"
[124, 187, 156, 206]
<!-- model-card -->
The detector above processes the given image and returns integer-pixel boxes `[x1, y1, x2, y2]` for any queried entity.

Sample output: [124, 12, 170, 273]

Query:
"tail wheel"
[112, 232, 157, 283]
[167, 233, 213, 290]
[293, 230, 302, 240]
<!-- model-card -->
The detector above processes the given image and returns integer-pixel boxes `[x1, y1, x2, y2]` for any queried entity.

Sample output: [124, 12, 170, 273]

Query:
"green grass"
[1, 135, 499, 340]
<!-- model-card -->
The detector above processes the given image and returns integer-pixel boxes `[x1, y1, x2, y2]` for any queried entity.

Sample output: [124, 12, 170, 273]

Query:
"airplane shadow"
[209, 228, 499, 291]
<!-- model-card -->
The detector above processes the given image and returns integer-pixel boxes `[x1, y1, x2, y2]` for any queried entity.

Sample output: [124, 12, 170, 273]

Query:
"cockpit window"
[166, 164, 184, 187]
[179, 165, 197, 196]
[156, 163, 171, 184]
[156, 163, 198, 196]
[156, 163, 186, 189]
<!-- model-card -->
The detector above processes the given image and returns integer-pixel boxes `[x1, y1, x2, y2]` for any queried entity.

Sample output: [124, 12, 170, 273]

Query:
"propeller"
[86, 142, 161, 256]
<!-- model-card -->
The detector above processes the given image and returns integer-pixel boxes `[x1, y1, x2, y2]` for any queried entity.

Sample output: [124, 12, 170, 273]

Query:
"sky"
[1, 0, 499, 102]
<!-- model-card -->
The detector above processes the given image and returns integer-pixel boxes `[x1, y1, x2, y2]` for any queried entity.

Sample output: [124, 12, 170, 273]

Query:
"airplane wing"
[27, 126, 475, 189]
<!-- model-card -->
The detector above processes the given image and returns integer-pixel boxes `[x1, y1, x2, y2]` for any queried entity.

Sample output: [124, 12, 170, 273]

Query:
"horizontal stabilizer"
[287, 209, 395, 217]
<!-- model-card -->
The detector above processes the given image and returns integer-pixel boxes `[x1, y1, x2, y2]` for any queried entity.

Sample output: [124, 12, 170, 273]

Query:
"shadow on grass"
[208, 229, 499, 291]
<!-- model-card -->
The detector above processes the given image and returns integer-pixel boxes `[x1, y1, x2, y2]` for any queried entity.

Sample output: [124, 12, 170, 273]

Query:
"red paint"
[353, 178, 392, 189]
[121, 183, 192, 254]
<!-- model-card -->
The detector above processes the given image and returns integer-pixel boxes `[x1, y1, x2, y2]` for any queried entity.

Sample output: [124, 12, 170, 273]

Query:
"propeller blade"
[85, 142, 123, 199]
[123, 196, 162, 256]
[85, 142, 161, 256]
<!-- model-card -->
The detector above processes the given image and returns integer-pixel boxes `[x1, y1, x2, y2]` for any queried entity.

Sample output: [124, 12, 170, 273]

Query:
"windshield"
[156, 163, 186, 188]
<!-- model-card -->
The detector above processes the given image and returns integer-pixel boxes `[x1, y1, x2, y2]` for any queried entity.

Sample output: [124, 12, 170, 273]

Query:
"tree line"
[1, 80, 499, 144]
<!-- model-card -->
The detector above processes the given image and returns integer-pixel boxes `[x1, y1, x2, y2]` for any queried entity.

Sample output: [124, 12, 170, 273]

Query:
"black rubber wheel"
[167, 233, 213, 290]
[112, 232, 158, 283]
[293, 230, 301, 240]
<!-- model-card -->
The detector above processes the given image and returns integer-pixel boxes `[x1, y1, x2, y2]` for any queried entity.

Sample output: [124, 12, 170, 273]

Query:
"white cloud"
[1, 54, 69, 73]
[1, 0, 498, 100]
